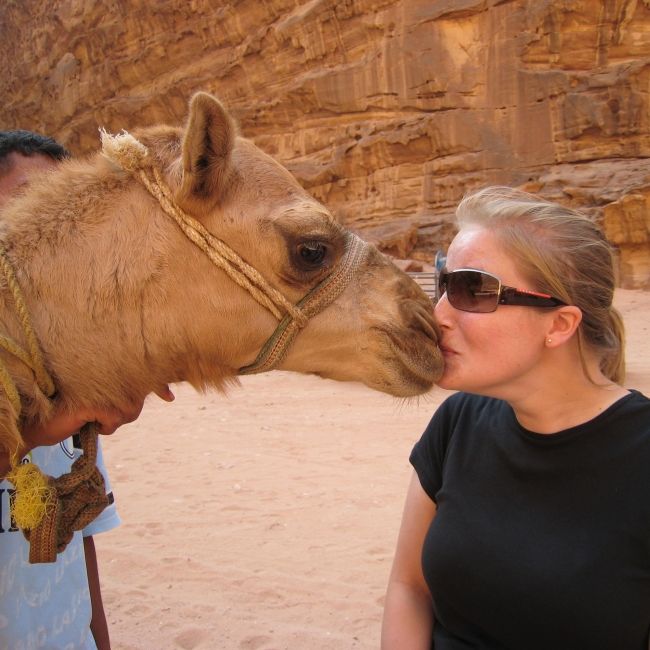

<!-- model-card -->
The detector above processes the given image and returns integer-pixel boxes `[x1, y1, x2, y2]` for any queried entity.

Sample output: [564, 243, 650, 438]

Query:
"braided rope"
[151, 167, 307, 324]
[0, 247, 55, 458]
[19, 424, 109, 563]
[239, 233, 369, 374]
[0, 360, 20, 418]
[0, 248, 56, 399]
[100, 131, 307, 326]
[0, 334, 34, 368]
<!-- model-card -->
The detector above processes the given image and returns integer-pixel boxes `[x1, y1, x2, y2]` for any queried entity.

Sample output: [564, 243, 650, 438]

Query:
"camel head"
[128, 92, 443, 394]
[0, 92, 443, 454]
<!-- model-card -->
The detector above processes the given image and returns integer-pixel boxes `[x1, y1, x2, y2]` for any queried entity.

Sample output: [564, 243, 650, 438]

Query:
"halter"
[240, 232, 368, 374]
[100, 131, 370, 374]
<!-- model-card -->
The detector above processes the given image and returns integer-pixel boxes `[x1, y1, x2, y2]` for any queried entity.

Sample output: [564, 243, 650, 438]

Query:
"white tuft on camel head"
[100, 128, 151, 172]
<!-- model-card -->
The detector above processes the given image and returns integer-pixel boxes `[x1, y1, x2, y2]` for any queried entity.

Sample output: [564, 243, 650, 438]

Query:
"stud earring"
[546, 338, 552, 344]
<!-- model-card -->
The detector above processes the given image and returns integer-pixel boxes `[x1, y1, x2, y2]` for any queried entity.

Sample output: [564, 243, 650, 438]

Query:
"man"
[0, 130, 158, 649]
[0, 130, 67, 197]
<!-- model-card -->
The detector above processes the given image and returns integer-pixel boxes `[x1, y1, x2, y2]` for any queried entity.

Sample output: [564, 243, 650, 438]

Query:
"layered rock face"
[0, 0, 648, 286]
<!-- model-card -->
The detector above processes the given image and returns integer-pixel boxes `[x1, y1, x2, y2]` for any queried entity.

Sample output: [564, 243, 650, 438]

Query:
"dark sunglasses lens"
[444, 270, 500, 313]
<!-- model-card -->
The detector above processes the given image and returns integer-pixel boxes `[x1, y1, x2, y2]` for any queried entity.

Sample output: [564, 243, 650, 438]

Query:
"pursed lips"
[440, 344, 458, 356]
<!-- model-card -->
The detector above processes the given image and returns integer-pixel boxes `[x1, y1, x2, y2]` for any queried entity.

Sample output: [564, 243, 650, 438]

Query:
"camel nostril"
[398, 294, 439, 337]
[414, 309, 438, 343]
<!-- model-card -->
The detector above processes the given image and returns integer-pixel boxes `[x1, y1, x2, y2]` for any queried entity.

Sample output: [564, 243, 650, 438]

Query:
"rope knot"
[100, 129, 151, 172]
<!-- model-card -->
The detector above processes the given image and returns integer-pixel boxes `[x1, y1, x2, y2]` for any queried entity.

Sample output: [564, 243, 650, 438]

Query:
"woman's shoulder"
[414, 393, 511, 475]
[609, 389, 650, 420]
[615, 389, 650, 430]
[626, 388, 650, 404]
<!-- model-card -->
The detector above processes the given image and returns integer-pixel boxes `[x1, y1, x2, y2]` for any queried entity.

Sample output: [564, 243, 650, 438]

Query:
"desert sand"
[97, 289, 650, 650]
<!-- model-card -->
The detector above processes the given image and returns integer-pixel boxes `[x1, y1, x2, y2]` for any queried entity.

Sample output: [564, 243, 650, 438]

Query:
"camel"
[0, 92, 442, 558]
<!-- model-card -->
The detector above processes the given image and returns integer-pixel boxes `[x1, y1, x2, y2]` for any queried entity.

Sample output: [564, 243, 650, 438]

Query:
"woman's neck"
[509, 378, 629, 434]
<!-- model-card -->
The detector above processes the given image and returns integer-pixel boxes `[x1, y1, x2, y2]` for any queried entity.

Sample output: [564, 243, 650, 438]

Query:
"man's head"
[0, 130, 70, 208]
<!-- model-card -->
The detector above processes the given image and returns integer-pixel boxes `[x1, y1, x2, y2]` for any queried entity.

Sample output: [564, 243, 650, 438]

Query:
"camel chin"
[377, 335, 444, 398]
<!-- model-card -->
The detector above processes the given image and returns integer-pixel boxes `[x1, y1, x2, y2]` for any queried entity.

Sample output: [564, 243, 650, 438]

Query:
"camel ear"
[177, 92, 236, 207]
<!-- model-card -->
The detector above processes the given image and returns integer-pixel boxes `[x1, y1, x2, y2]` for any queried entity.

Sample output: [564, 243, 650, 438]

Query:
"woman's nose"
[433, 291, 453, 325]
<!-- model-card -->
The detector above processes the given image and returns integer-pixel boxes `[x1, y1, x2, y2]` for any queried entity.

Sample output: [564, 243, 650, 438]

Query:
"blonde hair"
[456, 186, 625, 384]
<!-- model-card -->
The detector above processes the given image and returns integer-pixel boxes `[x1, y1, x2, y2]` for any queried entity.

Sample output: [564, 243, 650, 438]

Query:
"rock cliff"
[0, 0, 648, 287]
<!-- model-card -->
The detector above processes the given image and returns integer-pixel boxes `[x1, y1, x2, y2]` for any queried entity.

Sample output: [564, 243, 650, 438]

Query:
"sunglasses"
[438, 268, 567, 313]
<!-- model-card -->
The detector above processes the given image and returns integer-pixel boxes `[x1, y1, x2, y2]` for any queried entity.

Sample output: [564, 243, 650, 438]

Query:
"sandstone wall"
[0, 0, 648, 287]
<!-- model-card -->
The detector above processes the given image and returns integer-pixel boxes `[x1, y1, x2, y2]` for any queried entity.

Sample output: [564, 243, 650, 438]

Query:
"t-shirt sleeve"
[409, 393, 460, 502]
[82, 438, 121, 537]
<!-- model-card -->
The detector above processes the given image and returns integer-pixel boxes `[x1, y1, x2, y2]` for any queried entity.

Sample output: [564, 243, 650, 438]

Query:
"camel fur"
[0, 92, 443, 458]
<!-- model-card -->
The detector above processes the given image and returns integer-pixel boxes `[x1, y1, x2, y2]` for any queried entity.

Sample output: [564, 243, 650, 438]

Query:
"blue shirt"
[0, 437, 120, 649]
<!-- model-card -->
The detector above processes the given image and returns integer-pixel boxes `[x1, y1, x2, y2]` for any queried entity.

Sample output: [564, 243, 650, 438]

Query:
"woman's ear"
[545, 305, 583, 347]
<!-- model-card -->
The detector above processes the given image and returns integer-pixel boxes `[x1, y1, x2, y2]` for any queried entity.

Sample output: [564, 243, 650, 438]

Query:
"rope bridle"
[100, 130, 370, 374]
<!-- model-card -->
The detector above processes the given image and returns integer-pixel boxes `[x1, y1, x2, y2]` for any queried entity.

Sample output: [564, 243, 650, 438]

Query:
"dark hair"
[0, 130, 70, 167]
[457, 186, 625, 384]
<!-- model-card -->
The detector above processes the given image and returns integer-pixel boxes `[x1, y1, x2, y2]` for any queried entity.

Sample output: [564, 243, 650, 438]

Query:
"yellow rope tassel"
[6, 462, 54, 530]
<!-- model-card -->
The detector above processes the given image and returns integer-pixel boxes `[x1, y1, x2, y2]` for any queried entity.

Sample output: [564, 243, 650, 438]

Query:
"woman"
[381, 187, 650, 649]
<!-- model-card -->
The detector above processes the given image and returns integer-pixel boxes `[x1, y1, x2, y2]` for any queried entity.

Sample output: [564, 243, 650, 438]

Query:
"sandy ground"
[97, 289, 650, 650]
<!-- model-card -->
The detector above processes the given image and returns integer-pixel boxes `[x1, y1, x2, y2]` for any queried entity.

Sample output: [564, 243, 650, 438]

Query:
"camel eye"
[297, 241, 327, 267]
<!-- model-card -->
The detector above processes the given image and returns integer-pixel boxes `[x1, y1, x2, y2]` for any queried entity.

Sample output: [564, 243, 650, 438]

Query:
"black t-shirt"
[410, 390, 650, 650]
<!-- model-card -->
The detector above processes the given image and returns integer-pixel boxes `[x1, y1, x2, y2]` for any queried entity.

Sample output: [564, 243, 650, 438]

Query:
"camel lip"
[376, 327, 444, 387]
[377, 323, 439, 348]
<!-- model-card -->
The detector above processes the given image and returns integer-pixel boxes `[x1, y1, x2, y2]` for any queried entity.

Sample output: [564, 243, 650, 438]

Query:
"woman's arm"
[381, 471, 438, 650]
